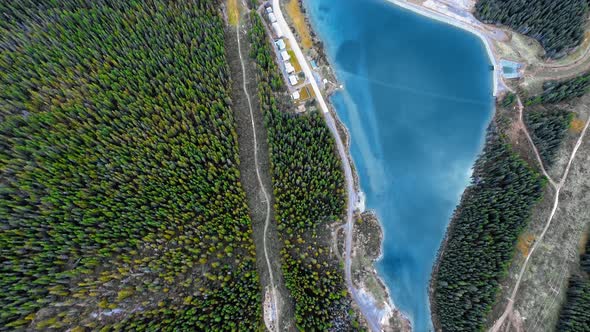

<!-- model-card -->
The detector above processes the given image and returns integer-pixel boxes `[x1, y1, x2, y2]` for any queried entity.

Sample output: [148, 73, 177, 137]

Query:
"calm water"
[304, 0, 494, 330]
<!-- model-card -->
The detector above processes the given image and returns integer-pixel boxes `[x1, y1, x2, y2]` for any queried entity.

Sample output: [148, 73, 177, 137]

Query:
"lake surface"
[304, 0, 494, 330]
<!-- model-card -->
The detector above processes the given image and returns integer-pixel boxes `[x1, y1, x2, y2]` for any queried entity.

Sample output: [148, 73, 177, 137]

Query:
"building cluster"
[265, 5, 302, 101]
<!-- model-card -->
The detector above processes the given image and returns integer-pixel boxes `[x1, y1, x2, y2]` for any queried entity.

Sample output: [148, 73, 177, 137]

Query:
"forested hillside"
[475, 0, 588, 59]
[524, 108, 573, 166]
[556, 234, 590, 331]
[527, 72, 590, 105]
[432, 130, 545, 331]
[0, 0, 262, 330]
[249, 13, 361, 331]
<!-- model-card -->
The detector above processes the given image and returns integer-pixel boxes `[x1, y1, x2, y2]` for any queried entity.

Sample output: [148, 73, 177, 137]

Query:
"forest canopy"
[0, 0, 261, 330]
[556, 234, 590, 331]
[249, 12, 360, 331]
[527, 72, 590, 105]
[524, 107, 573, 167]
[475, 0, 588, 59]
[432, 130, 544, 331]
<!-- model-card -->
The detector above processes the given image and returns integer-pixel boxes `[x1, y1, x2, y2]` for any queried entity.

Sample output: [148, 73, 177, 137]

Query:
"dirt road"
[489, 95, 590, 332]
[271, 1, 382, 330]
[234, 18, 280, 332]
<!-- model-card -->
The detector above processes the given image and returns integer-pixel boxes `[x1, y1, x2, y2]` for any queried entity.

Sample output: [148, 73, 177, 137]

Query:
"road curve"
[515, 94, 558, 188]
[270, 1, 380, 331]
[235, 23, 279, 332]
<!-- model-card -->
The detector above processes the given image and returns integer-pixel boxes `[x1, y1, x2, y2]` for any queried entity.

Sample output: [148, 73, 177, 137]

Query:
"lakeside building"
[275, 39, 286, 50]
[265, 6, 273, 14]
[292, 90, 300, 100]
[284, 61, 295, 74]
[272, 22, 283, 38]
[280, 50, 290, 61]
[288, 75, 298, 86]
[268, 12, 277, 23]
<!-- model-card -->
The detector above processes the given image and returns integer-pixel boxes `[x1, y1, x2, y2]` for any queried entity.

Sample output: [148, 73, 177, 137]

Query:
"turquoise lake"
[304, 0, 494, 330]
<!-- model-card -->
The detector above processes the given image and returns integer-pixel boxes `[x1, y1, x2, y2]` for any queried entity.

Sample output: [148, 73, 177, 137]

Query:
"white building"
[272, 22, 283, 38]
[288, 75, 298, 86]
[268, 12, 277, 23]
[280, 50, 290, 61]
[292, 91, 300, 100]
[284, 61, 295, 74]
[266, 6, 273, 14]
[275, 39, 286, 50]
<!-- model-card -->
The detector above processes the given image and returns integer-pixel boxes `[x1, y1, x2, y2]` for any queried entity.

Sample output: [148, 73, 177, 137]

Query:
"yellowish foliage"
[116, 287, 134, 301]
[517, 233, 535, 256]
[227, 0, 239, 26]
[570, 117, 585, 133]
[579, 231, 588, 253]
[286, 0, 313, 49]
[287, 50, 302, 71]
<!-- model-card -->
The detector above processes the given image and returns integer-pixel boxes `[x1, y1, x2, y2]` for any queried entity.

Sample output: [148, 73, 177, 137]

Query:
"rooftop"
[275, 39, 286, 50]
[288, 75, 298, 86]
[280, 50, 290, 61]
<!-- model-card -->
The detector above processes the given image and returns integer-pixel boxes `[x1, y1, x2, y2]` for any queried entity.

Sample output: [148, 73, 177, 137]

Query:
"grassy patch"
[227, 0, 239, 26]
[286, 0, 313, 49]
[287, 50, 302, 71]
[299, 85, 311, 101]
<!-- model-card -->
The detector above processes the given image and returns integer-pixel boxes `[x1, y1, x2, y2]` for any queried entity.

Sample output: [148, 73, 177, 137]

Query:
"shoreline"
[270, 0, 395, 330]
[288, 0, 499, 330]
[290, 0, 412, 330]
[385, 0, 502, 97]
[381, 2, 503, 330]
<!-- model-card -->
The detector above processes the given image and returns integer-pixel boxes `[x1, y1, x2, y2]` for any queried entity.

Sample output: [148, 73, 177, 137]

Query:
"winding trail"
[489, 95, 590, 332]
[235, 22, 279, 332]
[514, 95, 558, 189]
[270, 1, 381, 331]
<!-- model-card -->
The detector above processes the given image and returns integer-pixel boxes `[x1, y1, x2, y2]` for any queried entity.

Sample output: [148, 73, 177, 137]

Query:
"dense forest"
[556, 234, 590, 331]
[249, 12, 360, 331]
[0, 0, 262, 330]
[475, 0, 588, 59]
[432, 130, 545, 331]
[527, 72, 590, 105]
[524, 108, 573, 166]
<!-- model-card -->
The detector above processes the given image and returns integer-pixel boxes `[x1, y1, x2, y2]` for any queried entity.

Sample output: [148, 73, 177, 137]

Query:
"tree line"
[556, 233, 590, 331]
[248, 12, 363, 331]
[1, 0, 261, 330]
[475, 0, 588, 59]
[527, 72, 590, 105]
